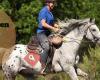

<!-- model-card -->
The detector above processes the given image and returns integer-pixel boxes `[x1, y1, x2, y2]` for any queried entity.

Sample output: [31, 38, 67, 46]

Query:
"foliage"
[0, 0, 43, 44]
[0, 0, 100, 43]
[54, 0, 100, 22]
[79, 45, 100, 80]
[0, 0, 100, 79]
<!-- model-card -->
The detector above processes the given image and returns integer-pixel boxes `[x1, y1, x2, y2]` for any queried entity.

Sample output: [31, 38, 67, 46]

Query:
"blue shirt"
[37, 6, 54, 34]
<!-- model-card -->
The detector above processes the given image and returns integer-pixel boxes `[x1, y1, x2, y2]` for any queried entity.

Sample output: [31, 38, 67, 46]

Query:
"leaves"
[0, 0, 100, 43]
[79, 45, 100, 80]
[0, 0, 43, 43]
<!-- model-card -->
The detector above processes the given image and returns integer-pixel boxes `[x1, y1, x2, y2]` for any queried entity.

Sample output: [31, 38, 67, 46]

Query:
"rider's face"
[48, 2, 54, 10]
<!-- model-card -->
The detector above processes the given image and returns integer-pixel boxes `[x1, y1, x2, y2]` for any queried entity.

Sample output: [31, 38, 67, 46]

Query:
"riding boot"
[40, 51, 48, 74]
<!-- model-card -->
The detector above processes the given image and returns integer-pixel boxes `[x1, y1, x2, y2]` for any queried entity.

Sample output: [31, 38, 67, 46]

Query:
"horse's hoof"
[83, 73, 88, 77]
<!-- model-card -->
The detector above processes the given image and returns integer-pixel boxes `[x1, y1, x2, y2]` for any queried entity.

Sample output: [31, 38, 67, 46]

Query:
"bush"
[79, 45, 100, 80]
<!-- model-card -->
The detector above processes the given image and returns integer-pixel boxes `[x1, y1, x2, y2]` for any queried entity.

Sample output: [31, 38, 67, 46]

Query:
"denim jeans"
[37, 32, 50, 63]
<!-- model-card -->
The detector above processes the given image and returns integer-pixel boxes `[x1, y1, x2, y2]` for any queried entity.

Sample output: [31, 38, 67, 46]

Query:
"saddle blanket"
[24, 50, 40, 68]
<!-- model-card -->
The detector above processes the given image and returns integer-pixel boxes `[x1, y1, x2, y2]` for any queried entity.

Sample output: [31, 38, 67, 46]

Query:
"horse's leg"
[76, 68, 88, 77]
[52, 49, 62, 72]
[75, 55, 79, 65]
[2, 56, 21, 80]
[59, 56, 79, 80]
[2, 64, 16, 80]
[3, 72, 16, 80]
[75, 55, 88, 77]
[63, 64, 79, 80]
[52, 62, 62, 72]
[66, 66, 79, 80]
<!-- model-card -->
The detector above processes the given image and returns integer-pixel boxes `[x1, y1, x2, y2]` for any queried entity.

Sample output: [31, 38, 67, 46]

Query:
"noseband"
[85, 23, 100, 42]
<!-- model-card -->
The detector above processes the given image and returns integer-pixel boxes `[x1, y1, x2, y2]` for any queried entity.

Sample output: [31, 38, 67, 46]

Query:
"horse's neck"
[64, 28, 84, 44]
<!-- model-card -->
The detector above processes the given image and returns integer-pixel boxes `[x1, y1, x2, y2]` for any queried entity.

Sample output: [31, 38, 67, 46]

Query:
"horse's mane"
[57, 18, 81, 28]
[57, 18, 82, 36]
[57, 18, 91, 36]
[57, 18, 91, 28]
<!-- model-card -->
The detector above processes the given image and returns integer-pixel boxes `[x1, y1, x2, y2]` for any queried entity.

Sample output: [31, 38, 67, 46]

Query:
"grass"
[0, 70, 4, 80]
[0, 45, 100, 80]
[0, 69, 71, 80]
[0, 70, 25, 80]
[79, 45, 100, 80]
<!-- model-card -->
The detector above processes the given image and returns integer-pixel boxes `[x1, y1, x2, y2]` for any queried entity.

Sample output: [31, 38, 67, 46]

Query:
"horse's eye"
[92, 29, 96, 32]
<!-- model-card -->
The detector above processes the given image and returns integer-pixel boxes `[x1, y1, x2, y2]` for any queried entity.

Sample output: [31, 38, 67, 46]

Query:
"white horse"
[52, 18, 100, 80]
[1, 18, 100, 80]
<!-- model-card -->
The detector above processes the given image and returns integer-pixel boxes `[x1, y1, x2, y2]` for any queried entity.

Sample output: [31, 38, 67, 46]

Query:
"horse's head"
[57, 18, 100, 44]
[81, 18, 100, 43]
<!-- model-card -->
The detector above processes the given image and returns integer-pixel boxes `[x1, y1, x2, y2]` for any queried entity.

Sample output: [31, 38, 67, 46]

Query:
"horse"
[1, 18, 100, 80]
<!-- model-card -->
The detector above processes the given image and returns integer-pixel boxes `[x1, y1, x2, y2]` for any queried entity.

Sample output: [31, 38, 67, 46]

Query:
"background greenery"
[0, 0, 100, 43]
[0, 0, 100, 80]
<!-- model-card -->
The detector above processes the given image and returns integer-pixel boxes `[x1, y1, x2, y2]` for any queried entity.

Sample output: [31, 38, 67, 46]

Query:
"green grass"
[0, 70, 70, 80]
[0, 70, 25, 80]
[0, 70, 4, 80]
[0, 46, 100, 80]
[79, 45, 100, 80]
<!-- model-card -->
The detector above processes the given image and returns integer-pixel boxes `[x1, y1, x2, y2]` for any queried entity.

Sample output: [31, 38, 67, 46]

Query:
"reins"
[63, 37, 93, 44]
[61, 23, 99, 44]
[86, 23, 100, 42]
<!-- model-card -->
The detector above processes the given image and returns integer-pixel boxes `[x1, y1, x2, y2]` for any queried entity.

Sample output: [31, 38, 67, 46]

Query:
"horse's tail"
[0, 48, 7, 68]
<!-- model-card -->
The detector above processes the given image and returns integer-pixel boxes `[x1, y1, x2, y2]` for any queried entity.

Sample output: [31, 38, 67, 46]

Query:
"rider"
[37, 0, 59, 72]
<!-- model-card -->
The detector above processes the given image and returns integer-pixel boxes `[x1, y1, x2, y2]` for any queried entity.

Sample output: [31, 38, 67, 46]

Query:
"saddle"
[27, 35, 43, 54]
[26, 35, 63, 73]
[27, 34, 63, 54]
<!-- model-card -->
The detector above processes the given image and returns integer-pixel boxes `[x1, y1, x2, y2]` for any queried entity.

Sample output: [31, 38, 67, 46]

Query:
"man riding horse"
[27, 0, 61, 74]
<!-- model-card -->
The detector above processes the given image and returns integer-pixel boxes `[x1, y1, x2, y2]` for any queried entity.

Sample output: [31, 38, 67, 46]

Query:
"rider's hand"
[54, 24, 59, 28]
[52, 27, 59, 33]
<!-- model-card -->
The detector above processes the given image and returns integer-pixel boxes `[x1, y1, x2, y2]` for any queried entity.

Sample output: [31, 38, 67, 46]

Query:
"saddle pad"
[24, 51, 40, 68]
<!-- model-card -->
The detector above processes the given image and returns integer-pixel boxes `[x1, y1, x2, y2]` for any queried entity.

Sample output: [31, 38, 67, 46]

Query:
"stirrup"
[39, 62, 47, 75]
[40, 68, 46, 75]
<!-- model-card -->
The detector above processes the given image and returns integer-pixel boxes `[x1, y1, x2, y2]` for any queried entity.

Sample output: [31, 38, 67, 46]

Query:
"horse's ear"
[90, 18, 95, 23]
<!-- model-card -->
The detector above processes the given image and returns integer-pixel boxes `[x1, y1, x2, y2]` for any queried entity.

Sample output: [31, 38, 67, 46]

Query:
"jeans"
[37, 32, 50, 63]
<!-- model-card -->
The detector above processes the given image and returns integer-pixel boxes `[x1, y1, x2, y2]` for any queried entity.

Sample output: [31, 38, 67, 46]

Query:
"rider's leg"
[37, 32, 50, 64]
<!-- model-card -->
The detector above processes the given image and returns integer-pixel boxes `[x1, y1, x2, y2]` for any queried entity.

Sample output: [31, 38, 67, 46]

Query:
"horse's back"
[2, 44, 27, 65]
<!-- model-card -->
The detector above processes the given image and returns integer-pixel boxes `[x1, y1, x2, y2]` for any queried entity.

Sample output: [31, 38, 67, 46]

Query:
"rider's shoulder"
[40, 6, 48, 13]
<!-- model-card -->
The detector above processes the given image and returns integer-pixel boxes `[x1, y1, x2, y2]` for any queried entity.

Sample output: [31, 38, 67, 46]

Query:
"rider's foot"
[40, 69, 46, 75]
[40, 62, 46, 75]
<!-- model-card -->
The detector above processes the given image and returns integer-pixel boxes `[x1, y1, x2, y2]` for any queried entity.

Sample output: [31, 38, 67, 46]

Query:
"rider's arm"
[41, 19, 59, 32]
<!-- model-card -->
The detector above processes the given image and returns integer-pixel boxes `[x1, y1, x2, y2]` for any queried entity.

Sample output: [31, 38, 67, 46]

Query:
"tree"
[54, 0, 100, 26]
[0, 0, 43, 44]
[0, 0, 100, 43]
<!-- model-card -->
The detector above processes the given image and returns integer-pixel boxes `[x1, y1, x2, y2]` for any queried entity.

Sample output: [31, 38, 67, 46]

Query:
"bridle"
[85, 23, 100, 42]
[58, 23, 100, 44]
